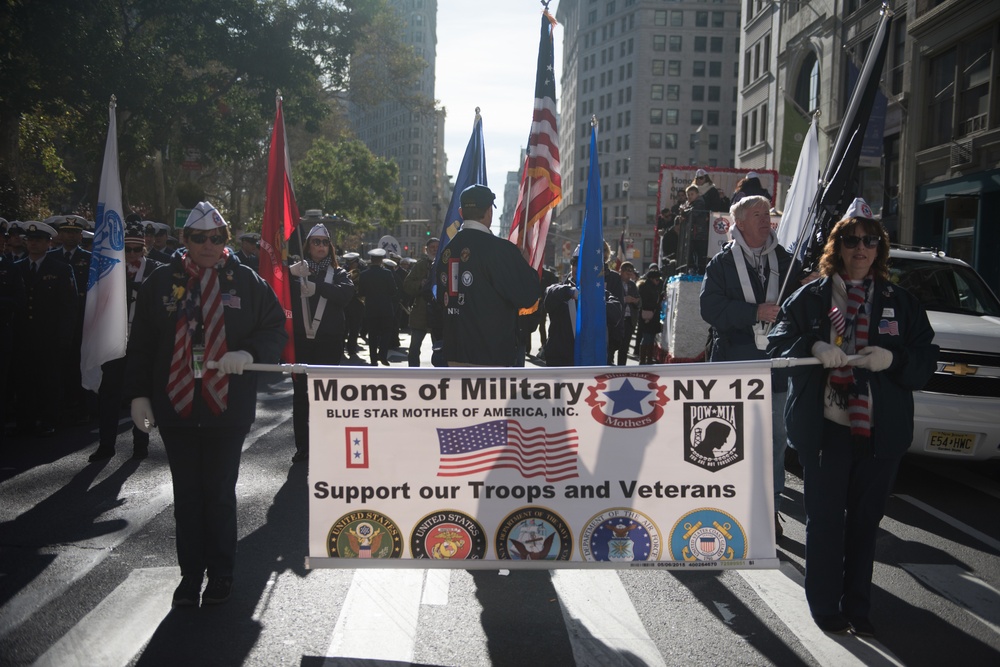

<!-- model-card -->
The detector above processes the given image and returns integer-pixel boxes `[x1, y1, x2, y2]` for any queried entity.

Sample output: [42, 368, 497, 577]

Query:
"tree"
[294, 138, 402, 239]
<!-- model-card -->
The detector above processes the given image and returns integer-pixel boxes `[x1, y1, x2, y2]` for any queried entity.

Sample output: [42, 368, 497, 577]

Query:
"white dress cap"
[184, 202, 227, 230]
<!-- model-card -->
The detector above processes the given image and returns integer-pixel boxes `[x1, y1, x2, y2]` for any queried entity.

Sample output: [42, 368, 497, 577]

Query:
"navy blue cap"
[460, 184, 496, 211]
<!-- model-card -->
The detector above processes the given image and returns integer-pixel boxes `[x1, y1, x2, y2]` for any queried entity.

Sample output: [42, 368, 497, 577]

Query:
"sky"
[434, 0, 563, 217]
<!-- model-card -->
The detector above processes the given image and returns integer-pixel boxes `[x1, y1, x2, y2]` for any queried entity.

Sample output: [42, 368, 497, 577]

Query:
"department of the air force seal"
[684, 402, 744, 472]
[580, 508, 661, 562]
[410, 510, 487, 560]
[327, 511, 403, 559]
[668, 508, 747, 562]
[495, 507, 573, 560]
[583, 372, 669, 429]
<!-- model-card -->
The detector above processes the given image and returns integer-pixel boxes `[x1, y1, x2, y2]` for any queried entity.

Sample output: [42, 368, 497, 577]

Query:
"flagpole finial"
[590, 115, 598, 128]
[541, 0, 551, 9]
[880, 2, 893, 17]
[812, 109, 822, 119]
[109, 95, 116, 110]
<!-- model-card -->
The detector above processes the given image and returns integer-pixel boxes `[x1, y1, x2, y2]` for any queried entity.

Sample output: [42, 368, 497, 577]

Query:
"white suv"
[888, 247, 1000, 461]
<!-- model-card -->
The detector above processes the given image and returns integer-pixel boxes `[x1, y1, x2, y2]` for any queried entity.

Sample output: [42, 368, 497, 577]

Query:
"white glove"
[290, 260, 310, 278]
[217, 350, 254, 375]
[131, 397, 155, 433]
[811, 341, 849, 368]
[850, 346, 893, 372]
[299, 279, 316, 297]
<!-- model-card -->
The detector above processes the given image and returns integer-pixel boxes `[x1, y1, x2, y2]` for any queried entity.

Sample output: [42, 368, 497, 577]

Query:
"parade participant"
[403, 237, 440, 366]
[692, 168, 729, 212]
[0, 232, 25, 447]
[88, 220, 163, 461]
[674, 185, 710, 272]
[5, 221, 27, 261]
[767, 198, 938, 637]
[357, 248, 397, 366]
[602, 241, 626, 365]
[636, 265, 664, 365]
[236, 233, 260, 272]
[144, 222, 174, 263]
[341, 252, 365, 358]
[700, 195, 792, 538]
[124, 202, 286, 607]
[287, 224, 355, 462]
[47, 215, 93, 424]
[616, 262, 640, 365]
[730, 171, 772, 206]
[12, 221, 77, 437]
[440, 184, 541, 366]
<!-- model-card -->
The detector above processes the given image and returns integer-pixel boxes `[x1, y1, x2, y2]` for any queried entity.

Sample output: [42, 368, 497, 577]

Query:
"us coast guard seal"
[668, 508, 747, 562]
[410, 510, 487, 560]
[327, 511, 403, 559]
[580, 508, 661, 562]
[495, 507, 572, 560]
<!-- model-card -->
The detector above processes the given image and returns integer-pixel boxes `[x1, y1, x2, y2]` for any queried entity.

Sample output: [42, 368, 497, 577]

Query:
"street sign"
[174, 208, 192, 228]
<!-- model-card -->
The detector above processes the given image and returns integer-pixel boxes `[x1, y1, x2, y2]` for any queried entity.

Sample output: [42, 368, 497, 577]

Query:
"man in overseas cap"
[440, 184, 541, 366]
[12, 221, 78, 437]
[357, 247, 397, 365]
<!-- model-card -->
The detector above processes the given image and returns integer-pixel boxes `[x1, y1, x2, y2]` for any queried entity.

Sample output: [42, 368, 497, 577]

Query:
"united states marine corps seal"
[495, 507, 573, 560]
[580, 508, 661, 562]
[668, 508, 747, 562]
[410, 510, 487, 560]
[327, 511, 403, 559]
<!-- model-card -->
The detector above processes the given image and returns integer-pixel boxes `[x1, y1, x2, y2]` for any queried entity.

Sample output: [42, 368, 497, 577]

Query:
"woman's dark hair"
[818, 216, 890, 280]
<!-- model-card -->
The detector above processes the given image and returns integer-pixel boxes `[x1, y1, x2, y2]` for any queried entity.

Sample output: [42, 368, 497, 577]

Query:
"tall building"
[349, 0, 447, 257]
[555, 0, 743, 270]
[758, 0, 999, 292]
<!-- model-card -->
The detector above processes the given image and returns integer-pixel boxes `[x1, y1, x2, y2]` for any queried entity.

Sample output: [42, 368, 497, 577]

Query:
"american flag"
[507, 10, 562, 272]
[878, 319, 899, 335]
[436, 420, 578, 483]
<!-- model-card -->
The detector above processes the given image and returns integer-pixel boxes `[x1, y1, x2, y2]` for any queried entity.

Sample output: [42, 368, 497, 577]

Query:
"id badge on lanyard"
[192, 344, 205, 379]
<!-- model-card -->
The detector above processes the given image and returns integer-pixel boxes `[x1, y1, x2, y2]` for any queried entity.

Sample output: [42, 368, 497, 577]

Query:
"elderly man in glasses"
[124, 202, 287, 608]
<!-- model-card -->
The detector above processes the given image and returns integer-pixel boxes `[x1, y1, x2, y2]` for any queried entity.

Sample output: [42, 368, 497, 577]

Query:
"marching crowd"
[0, 180, 939, 637]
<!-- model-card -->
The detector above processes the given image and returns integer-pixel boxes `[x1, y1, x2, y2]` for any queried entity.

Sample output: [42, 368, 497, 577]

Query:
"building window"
[666, 109, 679, 125]
[712, 11, 724, 27]
[707, 110, 719, 126]
[671, 10, 684, 26]
[653, 35, 666, 51]
[654, 10, 667, 25]
[649, 132, 663, 149]
[696, 11, 708, 27]
[650, 109, 664, 124]
[708, 86, 720, 102]
[709, 134, 719, 150]
[693, 61, 706, 76]
[668, 60, 682, 76]
[691, 109, 704, 125]
[651, 84, 664, 100]
[693, 85, 705, 101]
[665, 133, 678, 149]
[709, 61, 722, 77]
[695, 36, 707, 52]
[667, 84, 680, 100]
[653, 59, 665, 76]
[648, 156, 660, 172]
[669, 35, 682, 52]
[711, 36, 723, 53]
[795, 51, 820, 113]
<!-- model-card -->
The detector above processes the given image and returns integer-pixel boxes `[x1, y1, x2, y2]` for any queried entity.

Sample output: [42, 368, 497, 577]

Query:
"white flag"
[777, 116, 819, 262]
[80, 97, 127, 391]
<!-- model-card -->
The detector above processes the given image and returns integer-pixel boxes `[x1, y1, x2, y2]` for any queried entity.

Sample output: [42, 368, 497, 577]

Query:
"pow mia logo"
[669, 508, 747, 562]
[684, 402, 743, 471]
[461, 270, 473, 287]
[495, 507, 572, 560]
[580, 508, 661, 562]
[327, 511, 403, 559]
[410, 510, 487, 560]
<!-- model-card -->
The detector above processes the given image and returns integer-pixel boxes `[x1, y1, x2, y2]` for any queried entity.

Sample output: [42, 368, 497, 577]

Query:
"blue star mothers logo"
[583, 372, 670, 429]
[87, 203, 124, 291]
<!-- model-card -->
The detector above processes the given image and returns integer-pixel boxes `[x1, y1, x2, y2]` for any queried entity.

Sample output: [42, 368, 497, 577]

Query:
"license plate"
[926, 430, 978, 455]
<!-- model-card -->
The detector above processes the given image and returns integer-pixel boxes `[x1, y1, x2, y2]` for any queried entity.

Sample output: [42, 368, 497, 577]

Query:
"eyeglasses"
[124, 246, 145, 254]
[841, 234, 880, 249]
[309, 238, 331, 246]
[187, 233, 227, 245]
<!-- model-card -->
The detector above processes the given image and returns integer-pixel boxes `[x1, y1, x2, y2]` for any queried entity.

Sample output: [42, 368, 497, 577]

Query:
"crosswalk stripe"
[31, 567, 175, 667]
[895, 494, 1000, 552]
[738, 565, 905, 667]
[551, 569, 667, 667]
[324, 569, 424, 663]
[900, 564, 1000, 636]
[420, 569, 451, 606]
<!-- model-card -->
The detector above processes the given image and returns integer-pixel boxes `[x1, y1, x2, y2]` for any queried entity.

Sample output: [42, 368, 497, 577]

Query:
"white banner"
[306, 362, 778, 570]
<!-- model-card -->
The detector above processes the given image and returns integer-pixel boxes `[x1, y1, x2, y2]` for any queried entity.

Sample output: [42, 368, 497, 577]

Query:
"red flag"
[259, 95, 299, 363]
[508, 11, 561, 272]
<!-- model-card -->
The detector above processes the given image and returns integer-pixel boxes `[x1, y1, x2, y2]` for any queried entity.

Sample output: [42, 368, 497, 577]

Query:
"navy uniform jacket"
[147, 247, 174, 264]
[14, 255, 77, 350]
[123, 253, 287, 430]
[235, 251, 259, 272]
[440, 224, 542, 366]
[290, 265, 355, 344]
[357, 264, 397, 321]
[0, 255, 26, 329]
[49, 246, 92, 302]
[766, 276, 939, 461]
[544, 280, 623, 367]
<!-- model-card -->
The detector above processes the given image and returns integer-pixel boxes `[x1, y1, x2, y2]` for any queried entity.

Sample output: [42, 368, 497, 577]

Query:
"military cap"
[184, 202, 227, 231]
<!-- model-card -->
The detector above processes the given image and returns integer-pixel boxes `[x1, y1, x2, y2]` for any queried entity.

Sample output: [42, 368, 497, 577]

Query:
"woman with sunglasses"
[767, 198, 938, 637]
[287, 224, 355, 462]
[124, 202, 287, 608]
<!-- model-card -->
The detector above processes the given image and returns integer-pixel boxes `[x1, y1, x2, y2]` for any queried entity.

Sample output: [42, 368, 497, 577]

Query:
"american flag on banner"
[436, 420, 579, 483]
[507, 10, 561, 272]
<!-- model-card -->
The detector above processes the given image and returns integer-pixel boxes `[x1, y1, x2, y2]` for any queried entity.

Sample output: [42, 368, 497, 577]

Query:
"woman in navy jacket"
[767, 199, 938, 637]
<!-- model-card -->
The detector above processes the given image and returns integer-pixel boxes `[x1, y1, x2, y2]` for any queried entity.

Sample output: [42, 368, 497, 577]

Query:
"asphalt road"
[1, 333, 999, 666]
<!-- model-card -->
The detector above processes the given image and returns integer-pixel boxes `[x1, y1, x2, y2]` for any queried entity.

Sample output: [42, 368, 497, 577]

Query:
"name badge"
[192, 344, 205, 379]
[883, 308, 894, 317]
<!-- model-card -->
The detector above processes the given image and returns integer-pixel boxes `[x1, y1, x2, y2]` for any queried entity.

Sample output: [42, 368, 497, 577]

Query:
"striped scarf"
[829, 274, 873, 440]
[165, 252, 230, 416]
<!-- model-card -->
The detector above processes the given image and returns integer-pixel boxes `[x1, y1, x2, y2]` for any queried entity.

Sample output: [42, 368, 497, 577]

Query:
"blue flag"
[434, 110, 487, 268]
[575, 124, 607, 366]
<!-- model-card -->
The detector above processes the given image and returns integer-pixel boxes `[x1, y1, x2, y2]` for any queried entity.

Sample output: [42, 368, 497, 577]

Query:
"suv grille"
[920, 349, 1000, 399]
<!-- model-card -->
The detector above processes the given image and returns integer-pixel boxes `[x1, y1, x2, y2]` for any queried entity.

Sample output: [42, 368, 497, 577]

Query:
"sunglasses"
[187, 233, 227, 245]
[309, 238, 331, 246]
[841, 234, 880, 249]
[124, 246, 145, 254]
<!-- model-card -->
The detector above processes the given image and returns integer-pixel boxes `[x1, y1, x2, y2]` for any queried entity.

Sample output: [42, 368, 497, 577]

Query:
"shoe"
[172, 575, 203, 607]
[813, 613, 851, 634]
[88, 447, 115, 462]
[202, 577, 233, 605]
[132, 444, 148, 460]
[774, 513, 784, 540]
[379, 358, 390, 366]
[849, 617, 876, 638]
[291, 450, 309, 463]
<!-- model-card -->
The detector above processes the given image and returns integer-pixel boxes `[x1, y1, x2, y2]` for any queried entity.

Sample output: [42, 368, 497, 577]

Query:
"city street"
[1, 332, 999, 666]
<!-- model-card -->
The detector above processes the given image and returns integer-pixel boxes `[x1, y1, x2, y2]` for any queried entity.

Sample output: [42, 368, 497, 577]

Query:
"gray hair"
[730, 195, 770, 221]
